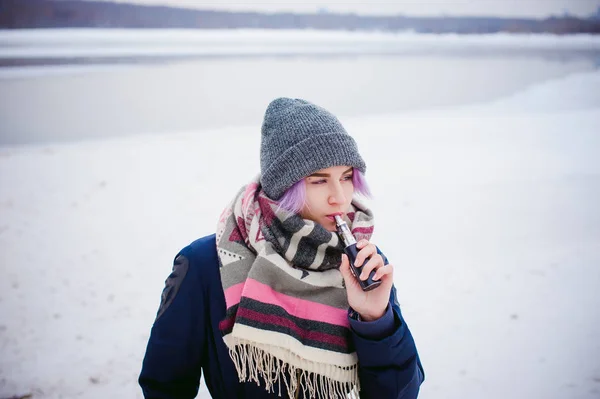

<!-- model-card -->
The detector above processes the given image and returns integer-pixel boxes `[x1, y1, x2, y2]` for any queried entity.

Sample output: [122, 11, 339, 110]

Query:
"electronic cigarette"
[334, 215, 382, 291]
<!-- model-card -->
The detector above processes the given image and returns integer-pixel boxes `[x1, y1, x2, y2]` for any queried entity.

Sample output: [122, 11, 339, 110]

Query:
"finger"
[356, 239, 370, 249]
[373, 263, 394, 281]
[354, 243, 377, 268]
[359, 254, 384, 280]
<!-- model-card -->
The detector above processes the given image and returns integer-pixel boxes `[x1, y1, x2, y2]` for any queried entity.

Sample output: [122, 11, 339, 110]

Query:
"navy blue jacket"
[139, 234, 424, 398]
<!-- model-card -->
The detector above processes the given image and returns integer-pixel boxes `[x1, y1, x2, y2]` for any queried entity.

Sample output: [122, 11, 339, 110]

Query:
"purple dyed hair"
[277, 168, 372, 214]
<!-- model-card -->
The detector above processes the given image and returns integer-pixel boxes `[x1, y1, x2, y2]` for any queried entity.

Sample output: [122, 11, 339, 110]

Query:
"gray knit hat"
[260, 97, 366, 200]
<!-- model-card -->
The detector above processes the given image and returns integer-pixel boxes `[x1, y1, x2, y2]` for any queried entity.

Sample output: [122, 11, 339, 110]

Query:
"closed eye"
[310, 174, 353, 184]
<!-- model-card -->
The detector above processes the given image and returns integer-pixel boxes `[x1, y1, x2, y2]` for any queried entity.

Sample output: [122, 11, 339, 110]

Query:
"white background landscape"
[0, 30, 599, 399]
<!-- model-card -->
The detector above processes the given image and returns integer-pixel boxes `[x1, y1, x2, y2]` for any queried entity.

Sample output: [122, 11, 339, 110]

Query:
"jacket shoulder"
[179, 234, 218, 262]
[174, 234, 220, 290]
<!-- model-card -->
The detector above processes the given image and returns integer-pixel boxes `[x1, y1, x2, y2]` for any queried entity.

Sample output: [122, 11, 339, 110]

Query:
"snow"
[1, 67, 599, 398]
[1, 29, 600, 59]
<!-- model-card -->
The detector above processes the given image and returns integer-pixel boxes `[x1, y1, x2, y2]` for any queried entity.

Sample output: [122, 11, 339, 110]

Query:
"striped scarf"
[216, 177, 374, 399]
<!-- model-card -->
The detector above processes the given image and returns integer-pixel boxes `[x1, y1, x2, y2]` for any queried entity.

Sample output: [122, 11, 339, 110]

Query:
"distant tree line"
[1, 0, 599, 34]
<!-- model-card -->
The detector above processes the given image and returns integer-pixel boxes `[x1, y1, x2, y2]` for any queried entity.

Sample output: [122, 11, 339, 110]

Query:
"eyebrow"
[309, 167, 353, 178]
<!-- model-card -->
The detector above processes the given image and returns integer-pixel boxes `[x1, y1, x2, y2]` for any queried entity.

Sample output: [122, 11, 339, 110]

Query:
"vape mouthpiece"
[334, 215, 357, 247]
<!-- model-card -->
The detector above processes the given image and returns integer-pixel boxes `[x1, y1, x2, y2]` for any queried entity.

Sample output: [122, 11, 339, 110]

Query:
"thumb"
[340, 254, 353, 283]
[340, 254, 361, 293]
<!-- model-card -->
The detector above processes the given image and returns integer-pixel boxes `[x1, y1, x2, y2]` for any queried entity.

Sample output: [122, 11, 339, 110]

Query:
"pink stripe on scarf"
[224, 282, 244, 308]
[352, 227, 374, 235]
[224, 279, 349, 328]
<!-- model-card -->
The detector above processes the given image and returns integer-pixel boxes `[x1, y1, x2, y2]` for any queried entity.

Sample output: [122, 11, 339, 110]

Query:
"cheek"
[344, 185, 355, 202]
[299, 192, 314, 216]
[300, 188, 325, 217]
[304, 188, 322, 207]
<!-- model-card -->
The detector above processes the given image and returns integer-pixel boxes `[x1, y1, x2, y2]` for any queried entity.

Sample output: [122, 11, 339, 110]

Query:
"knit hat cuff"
[260, 133, 366, 200]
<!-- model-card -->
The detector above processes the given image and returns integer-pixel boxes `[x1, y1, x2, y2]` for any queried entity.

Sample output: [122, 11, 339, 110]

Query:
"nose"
[328, 181, 346, 205]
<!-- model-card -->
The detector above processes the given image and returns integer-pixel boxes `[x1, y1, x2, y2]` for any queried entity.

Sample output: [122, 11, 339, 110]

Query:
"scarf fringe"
[228, 340, 360, 399]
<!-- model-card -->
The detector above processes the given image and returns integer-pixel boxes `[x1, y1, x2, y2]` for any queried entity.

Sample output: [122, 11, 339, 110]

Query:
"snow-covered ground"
[1, 68, 599, 399]
[1, 29, 600, 59]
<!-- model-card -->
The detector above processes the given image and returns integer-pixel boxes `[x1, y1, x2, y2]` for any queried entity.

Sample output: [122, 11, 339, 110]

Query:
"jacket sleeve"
[139, 250, 206, 399]
[350, 250, 425, 399]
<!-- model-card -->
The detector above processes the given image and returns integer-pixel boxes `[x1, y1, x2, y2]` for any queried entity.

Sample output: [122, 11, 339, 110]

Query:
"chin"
[322, 219, 337, 232]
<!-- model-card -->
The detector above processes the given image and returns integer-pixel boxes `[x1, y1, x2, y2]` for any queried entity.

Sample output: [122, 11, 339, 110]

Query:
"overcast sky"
[84, 0, 600, 18]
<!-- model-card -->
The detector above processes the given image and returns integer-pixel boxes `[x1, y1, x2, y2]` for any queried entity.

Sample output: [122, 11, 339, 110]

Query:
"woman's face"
[300, 165, 355, 232]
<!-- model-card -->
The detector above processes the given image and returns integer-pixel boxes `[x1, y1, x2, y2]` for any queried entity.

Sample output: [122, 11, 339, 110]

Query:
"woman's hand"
[339, 240, 394, 321]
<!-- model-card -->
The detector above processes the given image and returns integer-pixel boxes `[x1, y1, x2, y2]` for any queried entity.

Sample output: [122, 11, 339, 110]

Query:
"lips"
[325, 212, 344, 221]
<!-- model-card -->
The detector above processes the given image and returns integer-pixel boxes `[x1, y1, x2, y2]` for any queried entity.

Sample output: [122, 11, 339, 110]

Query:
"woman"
[139, 98, 424, 399]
